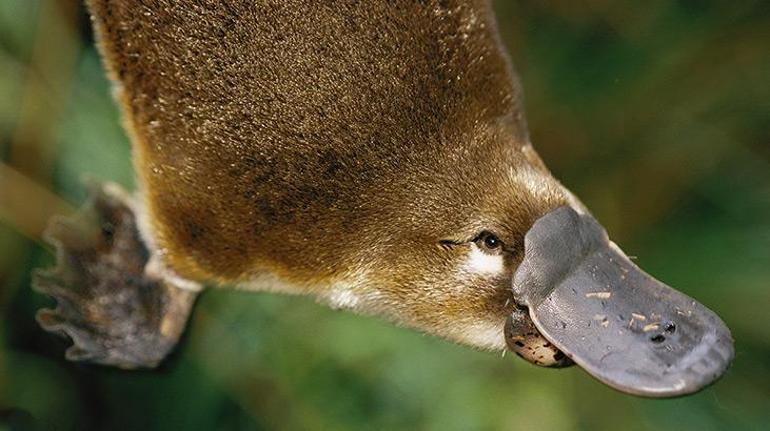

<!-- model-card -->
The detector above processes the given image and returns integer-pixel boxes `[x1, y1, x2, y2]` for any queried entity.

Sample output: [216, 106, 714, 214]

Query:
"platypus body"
[34, 0, 733, 397]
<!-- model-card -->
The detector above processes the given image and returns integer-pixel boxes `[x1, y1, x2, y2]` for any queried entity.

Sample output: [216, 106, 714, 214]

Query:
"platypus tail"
[32, 182, 197, 369]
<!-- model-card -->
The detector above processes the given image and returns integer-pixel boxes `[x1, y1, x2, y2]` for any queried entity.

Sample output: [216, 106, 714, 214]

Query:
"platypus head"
[343, 118, 732, 397]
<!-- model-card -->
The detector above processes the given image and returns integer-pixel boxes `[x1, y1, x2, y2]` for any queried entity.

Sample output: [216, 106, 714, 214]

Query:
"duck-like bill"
[506, 206, 734, 397]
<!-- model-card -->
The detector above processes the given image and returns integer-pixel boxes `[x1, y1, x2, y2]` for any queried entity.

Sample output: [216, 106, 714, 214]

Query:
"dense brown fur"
[86, 0, 570, 349]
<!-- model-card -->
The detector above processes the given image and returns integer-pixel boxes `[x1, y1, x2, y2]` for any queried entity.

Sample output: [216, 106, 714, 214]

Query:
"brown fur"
[86, 0, 569, 349]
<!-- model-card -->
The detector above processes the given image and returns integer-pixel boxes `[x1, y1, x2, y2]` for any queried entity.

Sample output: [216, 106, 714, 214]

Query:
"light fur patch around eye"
[464, 244, 504, 275]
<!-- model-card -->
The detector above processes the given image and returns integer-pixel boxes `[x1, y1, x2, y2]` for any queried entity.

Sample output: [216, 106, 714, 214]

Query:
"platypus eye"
[474, 231, 503, 254]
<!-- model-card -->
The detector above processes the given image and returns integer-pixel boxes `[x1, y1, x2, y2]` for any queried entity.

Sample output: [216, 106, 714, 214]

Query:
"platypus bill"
[33, 0, 733, 397]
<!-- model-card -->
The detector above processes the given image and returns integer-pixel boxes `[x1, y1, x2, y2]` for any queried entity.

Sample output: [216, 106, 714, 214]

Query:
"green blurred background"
[1, 1, 768, 430]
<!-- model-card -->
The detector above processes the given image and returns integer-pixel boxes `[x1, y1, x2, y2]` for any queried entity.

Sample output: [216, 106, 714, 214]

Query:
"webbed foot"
[33, 183, 198, 369]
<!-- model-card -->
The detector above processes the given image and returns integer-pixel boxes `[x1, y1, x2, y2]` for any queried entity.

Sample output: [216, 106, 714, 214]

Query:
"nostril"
[650, 334, 666, 343]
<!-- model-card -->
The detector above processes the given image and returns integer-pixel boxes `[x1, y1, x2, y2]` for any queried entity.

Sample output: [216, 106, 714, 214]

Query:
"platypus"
[34, 0, 733, 397]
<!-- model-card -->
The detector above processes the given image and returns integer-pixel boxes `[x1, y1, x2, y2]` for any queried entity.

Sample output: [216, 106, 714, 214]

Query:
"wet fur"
[86, 0, 569, 350]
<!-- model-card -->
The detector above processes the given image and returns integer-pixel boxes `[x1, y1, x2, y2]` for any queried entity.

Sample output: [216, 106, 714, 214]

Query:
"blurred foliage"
[1, 0, 769, 430]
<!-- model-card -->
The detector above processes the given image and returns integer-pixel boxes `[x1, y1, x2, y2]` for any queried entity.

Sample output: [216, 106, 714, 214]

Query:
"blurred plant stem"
[7, 0, 80, 181]
[0, 162, 73, 242]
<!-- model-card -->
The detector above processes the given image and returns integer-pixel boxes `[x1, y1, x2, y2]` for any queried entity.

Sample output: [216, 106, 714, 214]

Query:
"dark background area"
[1, 1, 769, 430]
